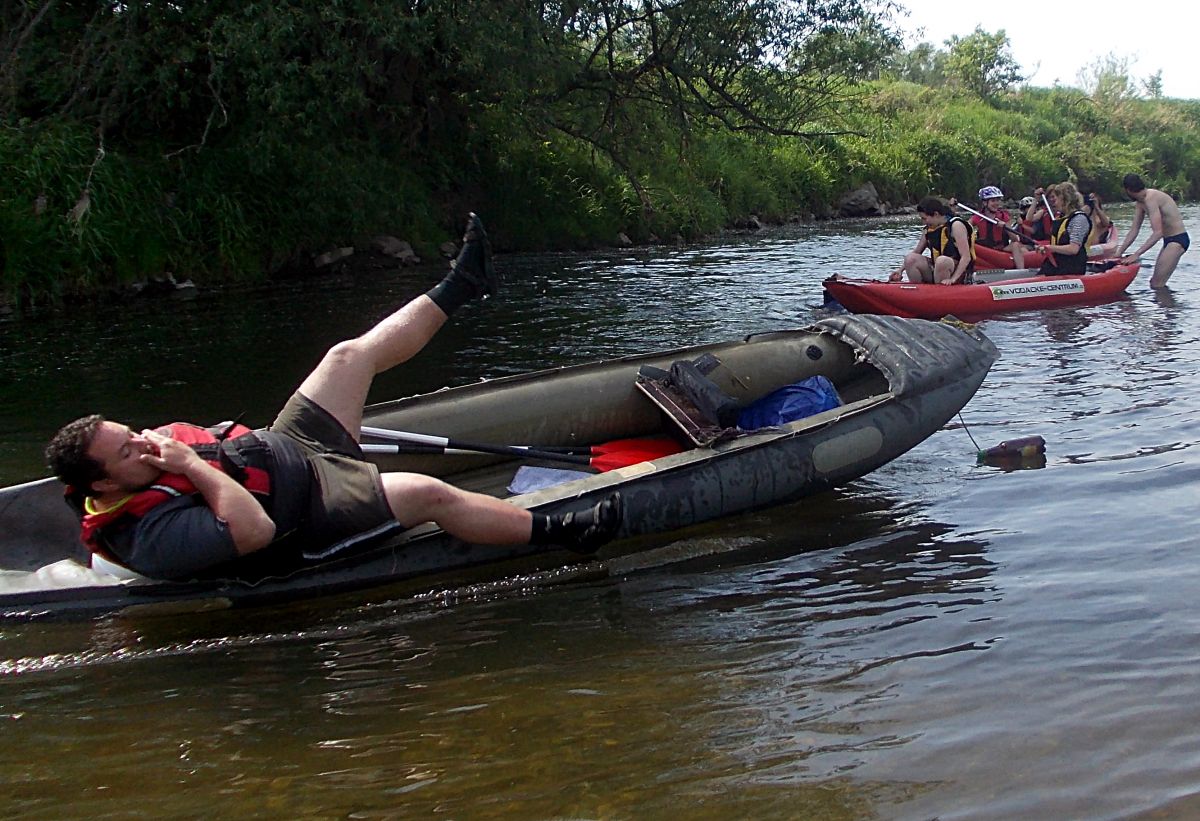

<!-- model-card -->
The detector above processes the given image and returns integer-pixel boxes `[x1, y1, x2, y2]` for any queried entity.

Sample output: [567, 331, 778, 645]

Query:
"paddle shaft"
[1037, 193, 1061, 262]
[957, 202, 1040, 246]
[360, 426, 591, 465]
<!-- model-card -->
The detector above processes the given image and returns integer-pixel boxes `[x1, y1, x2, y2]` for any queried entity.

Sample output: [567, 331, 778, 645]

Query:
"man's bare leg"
[1150, 243, 1186, 288]
[383, 472, 533, 542]
[296, 214, 495, 437]
[297, 297, 448, 440]
[890, 253, 932, 282]
[932, 256, 956, 284]
[381, 472, 623, 553]
[290, 213, 622, 554]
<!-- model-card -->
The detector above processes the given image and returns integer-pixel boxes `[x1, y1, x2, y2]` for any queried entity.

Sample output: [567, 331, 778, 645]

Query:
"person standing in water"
[1118, 174, 1189, 287]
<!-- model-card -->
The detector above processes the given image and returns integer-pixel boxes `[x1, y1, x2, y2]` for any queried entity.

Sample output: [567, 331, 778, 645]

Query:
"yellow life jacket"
[1046, 210, 1092, 274]
[925, 216, 976, 263]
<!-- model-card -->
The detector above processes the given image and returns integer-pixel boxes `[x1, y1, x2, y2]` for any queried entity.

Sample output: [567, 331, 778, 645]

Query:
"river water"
[1, 205, 1198, 819]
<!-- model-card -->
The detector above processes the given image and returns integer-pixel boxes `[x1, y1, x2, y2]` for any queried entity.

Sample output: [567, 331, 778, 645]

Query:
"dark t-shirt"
[1025, 213, 1053, 242]
[127, 495, 240, 578]
[116, 431, 312, 580]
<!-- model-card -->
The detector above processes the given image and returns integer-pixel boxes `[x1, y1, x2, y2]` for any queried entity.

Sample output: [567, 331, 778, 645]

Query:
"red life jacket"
[74, 422, 272, 554]
[971, 210, 1011, 248]
[1021, 211, 1054, 241]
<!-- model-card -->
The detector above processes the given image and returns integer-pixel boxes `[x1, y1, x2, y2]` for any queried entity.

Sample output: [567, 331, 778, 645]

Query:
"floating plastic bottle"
[977, 435, 1046, 461]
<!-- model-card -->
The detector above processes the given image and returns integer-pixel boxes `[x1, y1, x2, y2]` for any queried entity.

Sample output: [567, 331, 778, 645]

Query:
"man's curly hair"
[45, 414, 107, 491]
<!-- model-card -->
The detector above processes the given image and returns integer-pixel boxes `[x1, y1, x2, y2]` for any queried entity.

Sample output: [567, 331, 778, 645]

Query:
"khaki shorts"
[270, 392, 395, 542]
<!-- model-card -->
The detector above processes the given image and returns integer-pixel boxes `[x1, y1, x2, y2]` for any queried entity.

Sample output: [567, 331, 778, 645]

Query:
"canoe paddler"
[1020, 189, 1054, 244]
[889, 196, 976, 286]
[967, 185, 1029, 269]
[1037, 183, 1092, 276]
[45, 214, 622, 580]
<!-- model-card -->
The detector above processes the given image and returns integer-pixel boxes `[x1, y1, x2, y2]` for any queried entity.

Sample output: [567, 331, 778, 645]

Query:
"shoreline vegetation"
[2, 3, 1197, 309]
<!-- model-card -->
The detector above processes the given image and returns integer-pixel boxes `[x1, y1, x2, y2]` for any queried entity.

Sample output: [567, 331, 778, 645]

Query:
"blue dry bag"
[736, 375, 842, 430]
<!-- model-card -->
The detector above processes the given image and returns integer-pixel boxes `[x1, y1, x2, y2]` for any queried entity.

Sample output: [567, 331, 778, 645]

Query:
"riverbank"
[0, 197, 917, 315]
[5, 6, 1199, 306]
[4, 84, 1197, 310]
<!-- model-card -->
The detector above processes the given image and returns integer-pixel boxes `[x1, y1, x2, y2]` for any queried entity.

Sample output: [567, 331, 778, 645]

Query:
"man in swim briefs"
[1118, 173, 1189, 288]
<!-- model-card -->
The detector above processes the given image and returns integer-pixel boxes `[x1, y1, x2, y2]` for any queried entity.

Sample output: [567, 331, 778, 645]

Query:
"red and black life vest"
[72, 422, 272, 554]
[972, 210, 1012, 248]
[1022, 211, 1054, 242]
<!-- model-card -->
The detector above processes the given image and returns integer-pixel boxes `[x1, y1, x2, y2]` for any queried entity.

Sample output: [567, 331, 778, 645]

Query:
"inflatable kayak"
[975, 243, 1051, 270]
[823, 262, 1139, 321]
[0, 315, 998, 621]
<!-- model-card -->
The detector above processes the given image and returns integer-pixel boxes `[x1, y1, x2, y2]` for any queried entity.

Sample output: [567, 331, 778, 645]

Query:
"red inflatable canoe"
[975, 243, 1050, 269]
[823, 263, 1139, 321]
[973, 225, 1119, 269]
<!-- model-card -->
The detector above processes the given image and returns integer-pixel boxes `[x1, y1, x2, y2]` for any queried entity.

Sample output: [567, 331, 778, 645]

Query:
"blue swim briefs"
[1162, 232, 1190, 251]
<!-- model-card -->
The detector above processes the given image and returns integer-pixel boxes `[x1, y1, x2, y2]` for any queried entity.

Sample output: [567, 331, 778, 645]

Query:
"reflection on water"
[3, 205, 1200, 819]
[977, 452, 1048, 471]
[0, 484, 995, 818]
[1151, 286, 1180, 310]
[1040, 304, 1093, 346]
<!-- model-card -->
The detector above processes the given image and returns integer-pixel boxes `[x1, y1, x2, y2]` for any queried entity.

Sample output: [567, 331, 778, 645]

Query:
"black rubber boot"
[426, 212, 499, 315]
[450, 212, 498, 299]
[531, 492, 623, 555]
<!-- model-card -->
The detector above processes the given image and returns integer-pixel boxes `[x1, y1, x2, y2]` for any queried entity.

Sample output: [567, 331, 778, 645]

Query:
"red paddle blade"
[589, 437, 684, 471]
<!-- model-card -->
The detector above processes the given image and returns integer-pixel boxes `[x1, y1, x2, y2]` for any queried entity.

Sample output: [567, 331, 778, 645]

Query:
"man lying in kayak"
[44, 214, 622, 580]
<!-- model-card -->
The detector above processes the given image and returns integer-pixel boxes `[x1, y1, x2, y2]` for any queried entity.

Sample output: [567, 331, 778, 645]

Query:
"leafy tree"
[5, 3, 899, 220]
[944, 27, 1023, 100]
[882, 41, 946, 86]
[1077, 53, 1158, 134]
[1079, 54, 1138, 105]
[468, 0, 902, 211]
[1144, 70, 1164, 100]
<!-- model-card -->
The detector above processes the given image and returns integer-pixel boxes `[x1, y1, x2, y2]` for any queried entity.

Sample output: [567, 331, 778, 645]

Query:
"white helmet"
[978, 186, 1004, 200]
